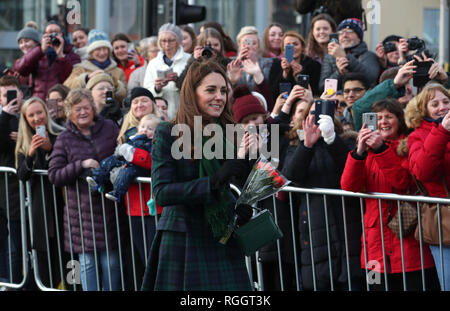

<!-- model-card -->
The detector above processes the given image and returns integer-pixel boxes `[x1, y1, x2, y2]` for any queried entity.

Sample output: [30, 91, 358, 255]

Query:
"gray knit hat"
[158, 23, 183, 44]
[17, 27, 41, 44]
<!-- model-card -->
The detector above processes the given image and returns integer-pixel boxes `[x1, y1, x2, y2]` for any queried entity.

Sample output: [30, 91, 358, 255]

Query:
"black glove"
[210, 159, 247, 190]
[235, 203, 253, 226]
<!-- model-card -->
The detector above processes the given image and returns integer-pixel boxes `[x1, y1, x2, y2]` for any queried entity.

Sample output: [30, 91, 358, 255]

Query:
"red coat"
[124, 147, 163, 216]
[341, 138, 435, 273]
[118, 55, 145, 82]
[13, 45, 80, 100]
[408, 120, 450, 197]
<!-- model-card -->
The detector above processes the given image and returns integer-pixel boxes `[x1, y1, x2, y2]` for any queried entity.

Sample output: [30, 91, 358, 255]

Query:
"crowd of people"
[0, 11, 449, 292]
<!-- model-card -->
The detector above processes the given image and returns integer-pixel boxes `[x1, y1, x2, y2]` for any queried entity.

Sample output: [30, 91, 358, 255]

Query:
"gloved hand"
[235, 204, 253, 226]
[317, 114, 336, 144]
[210, 159, 247, 190]
[115, 143, 135, 162]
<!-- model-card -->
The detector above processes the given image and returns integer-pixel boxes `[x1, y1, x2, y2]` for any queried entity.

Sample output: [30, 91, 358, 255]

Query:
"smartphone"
[314, 100, 335, 125]
[329, 33, 339, 44]
[279, 82, 292, 99]
[46, 99, 58, 113]
[6, 89, 17, 105]
[156, 70, 166, 79]
[36, 125, 46, 138]
[297, 74, 310, 89]
[247, 124, 258, 135]
[243, 38, 253, 46]
[362, 112, 378, 131]
[413, 61, 433, 88]
[284, 44, 294, 63]
[324, 78, 338, 95]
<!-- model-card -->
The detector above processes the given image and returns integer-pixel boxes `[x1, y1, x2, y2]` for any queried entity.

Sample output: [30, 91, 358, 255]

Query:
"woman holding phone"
[270, 30, 321, 101]
[341, 99, 439, 291]
[15, 97, 65, 288]
[111, 33, 145, 82]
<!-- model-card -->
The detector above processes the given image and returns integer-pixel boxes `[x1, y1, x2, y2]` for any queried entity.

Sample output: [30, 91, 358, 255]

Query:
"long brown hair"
[174, 59, 234, 155]
[262, 23, 284, 57]
[306, 13, 336, 61]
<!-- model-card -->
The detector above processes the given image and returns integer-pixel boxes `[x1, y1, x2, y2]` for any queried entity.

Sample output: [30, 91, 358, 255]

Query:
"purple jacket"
[48, 116, 119, 254]
[13, 44, 80, 100]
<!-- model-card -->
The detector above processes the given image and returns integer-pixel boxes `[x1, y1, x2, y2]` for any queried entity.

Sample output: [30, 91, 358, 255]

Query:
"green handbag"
[234, 208, 283, 256]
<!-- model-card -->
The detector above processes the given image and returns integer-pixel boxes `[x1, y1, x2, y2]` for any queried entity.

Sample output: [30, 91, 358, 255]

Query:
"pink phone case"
[324, 79, 338, 94]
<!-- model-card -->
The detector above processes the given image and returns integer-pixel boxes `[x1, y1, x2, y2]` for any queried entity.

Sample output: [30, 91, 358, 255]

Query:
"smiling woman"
[48, 88, 121, 291]
[14, 96, 65, 288]
[141, 59, 253, 291]
[405, 83, 450, 291]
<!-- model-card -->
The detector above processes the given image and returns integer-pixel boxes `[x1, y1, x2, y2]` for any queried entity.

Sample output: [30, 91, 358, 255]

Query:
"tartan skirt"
[141, 227, 253, 291]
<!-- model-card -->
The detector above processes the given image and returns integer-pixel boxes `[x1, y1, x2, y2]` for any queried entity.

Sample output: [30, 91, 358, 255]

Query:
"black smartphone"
[413, 61, 433, 87]
[6, 90, 17, 105]
[329, 33, 339, 44]
[297, 74, 310, 88]
[279, 82, 292, 99]
[106, 90, 113, 100]
[314, 99, 335, 125]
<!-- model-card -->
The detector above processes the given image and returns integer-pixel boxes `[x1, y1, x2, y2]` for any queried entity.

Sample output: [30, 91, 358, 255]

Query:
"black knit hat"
[130, 87, 155, 102]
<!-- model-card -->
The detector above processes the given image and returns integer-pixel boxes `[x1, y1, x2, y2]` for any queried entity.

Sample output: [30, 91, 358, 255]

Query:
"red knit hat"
[232, 85, 267, 123]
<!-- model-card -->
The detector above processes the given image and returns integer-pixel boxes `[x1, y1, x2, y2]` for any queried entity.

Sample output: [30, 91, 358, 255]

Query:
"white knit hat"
[158, 23, 183, 44]
[87, 29, 113, 54]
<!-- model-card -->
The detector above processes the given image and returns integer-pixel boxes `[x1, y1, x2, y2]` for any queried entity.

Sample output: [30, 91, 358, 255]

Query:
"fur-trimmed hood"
[404, 97, 423, 129]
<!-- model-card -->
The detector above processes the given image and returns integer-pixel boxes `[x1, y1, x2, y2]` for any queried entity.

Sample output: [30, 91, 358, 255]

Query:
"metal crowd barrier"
[247, 186, 450, 292]
[1, 167, 450, 291]
[0, 167, 29, 290]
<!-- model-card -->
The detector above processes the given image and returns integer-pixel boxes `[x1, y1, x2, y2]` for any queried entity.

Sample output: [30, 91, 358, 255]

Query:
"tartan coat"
[141, 122, 252, 291]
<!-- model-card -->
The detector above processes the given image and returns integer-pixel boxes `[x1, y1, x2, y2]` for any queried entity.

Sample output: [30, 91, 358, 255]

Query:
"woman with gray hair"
[127, 36, 159, 96]
[48, 88, 121, 291]
[143, 23, 190, 120]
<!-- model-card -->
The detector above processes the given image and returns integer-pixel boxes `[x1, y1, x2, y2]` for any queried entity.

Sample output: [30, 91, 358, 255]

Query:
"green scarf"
[199, 128, 235, 239]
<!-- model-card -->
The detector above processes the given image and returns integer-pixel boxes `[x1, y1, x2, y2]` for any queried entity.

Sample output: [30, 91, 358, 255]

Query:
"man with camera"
[319, 18, 380, 91]
[375, 35, 404, 70]
[13, 21, 80, 101]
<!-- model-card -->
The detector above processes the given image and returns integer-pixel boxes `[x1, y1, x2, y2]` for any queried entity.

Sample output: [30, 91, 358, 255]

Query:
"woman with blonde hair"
[116, 87, 163, 268]
[15, 97, 65, 288]
[406, 82, 450, 290]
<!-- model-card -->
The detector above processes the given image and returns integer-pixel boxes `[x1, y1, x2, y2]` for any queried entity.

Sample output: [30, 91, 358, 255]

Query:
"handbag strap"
[413, 175, 450, 198]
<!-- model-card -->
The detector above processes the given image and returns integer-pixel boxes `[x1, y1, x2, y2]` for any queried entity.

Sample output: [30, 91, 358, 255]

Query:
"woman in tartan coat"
[141, 59, 254, 290]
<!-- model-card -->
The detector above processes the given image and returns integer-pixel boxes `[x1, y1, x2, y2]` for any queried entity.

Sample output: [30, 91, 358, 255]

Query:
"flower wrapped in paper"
[219, 157, 290, 246]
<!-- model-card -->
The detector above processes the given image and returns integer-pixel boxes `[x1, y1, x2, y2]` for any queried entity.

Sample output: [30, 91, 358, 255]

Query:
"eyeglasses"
[343, 87, 365, 94]
[338, 29, 355, 36]
[160, 39, 177, 45]
[94, 86, 114, 92]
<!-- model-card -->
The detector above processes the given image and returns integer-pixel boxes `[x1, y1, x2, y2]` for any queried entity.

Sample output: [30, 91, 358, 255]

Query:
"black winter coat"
[0, 111, 20, 221]
[16, 133, 64, 252]
[269, 56, 322, 100]
[281, 135, 362, 290]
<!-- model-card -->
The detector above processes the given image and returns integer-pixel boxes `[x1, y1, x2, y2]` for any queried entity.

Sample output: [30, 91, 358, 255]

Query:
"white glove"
[116, 143, 135, 162]
[317, 114, 336, 144]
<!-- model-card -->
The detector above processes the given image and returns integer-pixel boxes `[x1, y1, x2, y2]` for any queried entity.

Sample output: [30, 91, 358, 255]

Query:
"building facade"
[0, 0, 448, 69]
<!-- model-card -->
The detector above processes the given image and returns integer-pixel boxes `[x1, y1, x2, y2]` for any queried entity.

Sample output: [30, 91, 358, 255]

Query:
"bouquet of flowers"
[235, 157, 290, 207]
[219, 157, 290, 245]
